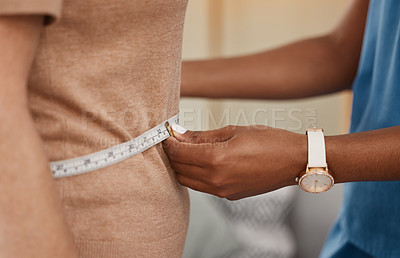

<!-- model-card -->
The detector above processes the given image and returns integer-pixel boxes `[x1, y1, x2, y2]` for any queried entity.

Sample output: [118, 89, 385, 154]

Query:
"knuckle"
[227, 195, 240, 201]
[210, 174, 225, 188]
[215, 189, 228, 199]
[189, 131, 201, 142]
[225, 125, 237, 132]
[224, 125, 234, 133]
[207, 151, 227, 167]
[208, 155, 219, 167]
[176, 175, 186, 186]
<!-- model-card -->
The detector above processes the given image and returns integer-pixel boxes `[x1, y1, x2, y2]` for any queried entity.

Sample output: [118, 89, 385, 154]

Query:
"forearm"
[326, 126, 400, 184]
[0, 16, 77, 257]
[164, 125, 400, 200]
[181, 0, 368, 99]
[182, 36, 354, 99]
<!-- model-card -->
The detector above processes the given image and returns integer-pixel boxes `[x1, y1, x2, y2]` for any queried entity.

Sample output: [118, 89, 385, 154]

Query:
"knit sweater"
[0, 0, 189, 257]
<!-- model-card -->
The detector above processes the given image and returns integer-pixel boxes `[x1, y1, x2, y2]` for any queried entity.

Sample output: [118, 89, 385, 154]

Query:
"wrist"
[325, 135, 348, 184]
[288, 132, 308, 185]
[296, 129, 336, 193]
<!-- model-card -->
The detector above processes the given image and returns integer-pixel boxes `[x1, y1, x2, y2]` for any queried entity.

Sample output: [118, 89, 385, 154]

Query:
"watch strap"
[306, 128, 327, 168]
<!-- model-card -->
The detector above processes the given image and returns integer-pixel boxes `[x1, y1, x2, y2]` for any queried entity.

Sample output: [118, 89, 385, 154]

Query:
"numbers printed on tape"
[50, 114, 179, 178]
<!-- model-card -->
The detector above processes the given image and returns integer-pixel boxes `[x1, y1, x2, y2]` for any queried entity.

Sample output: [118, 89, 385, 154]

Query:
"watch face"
[299, 171, 334, 193]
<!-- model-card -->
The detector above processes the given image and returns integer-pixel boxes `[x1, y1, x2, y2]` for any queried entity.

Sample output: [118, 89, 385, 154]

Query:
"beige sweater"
[0, 0, 189, 257]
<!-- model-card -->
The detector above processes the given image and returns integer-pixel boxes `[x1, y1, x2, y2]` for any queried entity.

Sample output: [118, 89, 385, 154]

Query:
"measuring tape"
[50, 114, 180, 178]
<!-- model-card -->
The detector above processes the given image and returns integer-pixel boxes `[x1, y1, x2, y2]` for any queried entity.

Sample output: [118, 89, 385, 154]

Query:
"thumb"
[171, 124, 237, 144]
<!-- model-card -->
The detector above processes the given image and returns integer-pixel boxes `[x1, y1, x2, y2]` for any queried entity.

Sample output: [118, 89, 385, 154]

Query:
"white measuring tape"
[50, 114, 186, 178]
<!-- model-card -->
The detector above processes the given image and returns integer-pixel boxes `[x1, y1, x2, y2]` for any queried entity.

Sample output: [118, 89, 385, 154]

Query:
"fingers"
[226, 189, 263, 201]
[163, 136, 228, 166]
[226, 181, 289, 201]
[173, 125, 240, 144]
[170, 160, 209, 183]
[163, 137, 211, 165]
[176, 173, 242, 199]
[170, 157, 226, 196]
[175, 175, 218, 196]
[171, 124, 187, 134]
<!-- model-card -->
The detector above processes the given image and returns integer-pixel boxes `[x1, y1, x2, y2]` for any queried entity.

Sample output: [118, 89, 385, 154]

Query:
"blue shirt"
[322, 0, 400, 257]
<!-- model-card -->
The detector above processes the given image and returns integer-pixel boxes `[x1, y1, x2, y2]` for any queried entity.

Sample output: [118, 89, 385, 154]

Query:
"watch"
[296, 128, 334, 193]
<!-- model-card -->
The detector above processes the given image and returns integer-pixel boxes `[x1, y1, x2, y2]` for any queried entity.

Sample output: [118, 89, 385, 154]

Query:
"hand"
[163, 125, 307, 200]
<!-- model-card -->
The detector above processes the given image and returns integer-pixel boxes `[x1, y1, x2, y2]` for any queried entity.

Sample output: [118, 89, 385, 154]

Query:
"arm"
[163, 125, 400, 200]
[0, 16, 78, 257]
[181, 0, 369, 99]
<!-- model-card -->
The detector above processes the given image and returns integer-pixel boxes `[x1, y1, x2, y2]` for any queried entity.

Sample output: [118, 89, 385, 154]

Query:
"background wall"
[180, 1, 351, 257]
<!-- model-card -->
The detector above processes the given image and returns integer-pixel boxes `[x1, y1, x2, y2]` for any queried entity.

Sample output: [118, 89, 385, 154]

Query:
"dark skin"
[180, 0, 368, 99]
[163, 0, 400, 200]
[164, 126, 400, 200]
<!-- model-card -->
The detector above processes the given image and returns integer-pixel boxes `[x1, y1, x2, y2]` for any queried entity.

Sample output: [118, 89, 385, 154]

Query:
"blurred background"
[180, 1, 351, 257]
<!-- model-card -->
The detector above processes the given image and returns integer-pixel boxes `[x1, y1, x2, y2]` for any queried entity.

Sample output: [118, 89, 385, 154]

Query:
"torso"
[28, 1, 190, 257]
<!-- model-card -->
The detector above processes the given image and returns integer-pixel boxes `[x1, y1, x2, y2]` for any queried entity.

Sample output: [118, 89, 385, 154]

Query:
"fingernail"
[171, 124, 187, 134]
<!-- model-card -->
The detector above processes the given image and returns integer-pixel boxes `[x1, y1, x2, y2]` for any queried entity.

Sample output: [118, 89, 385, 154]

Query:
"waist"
[32, 105, 178, 161]
[50, 114, 178, 178]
